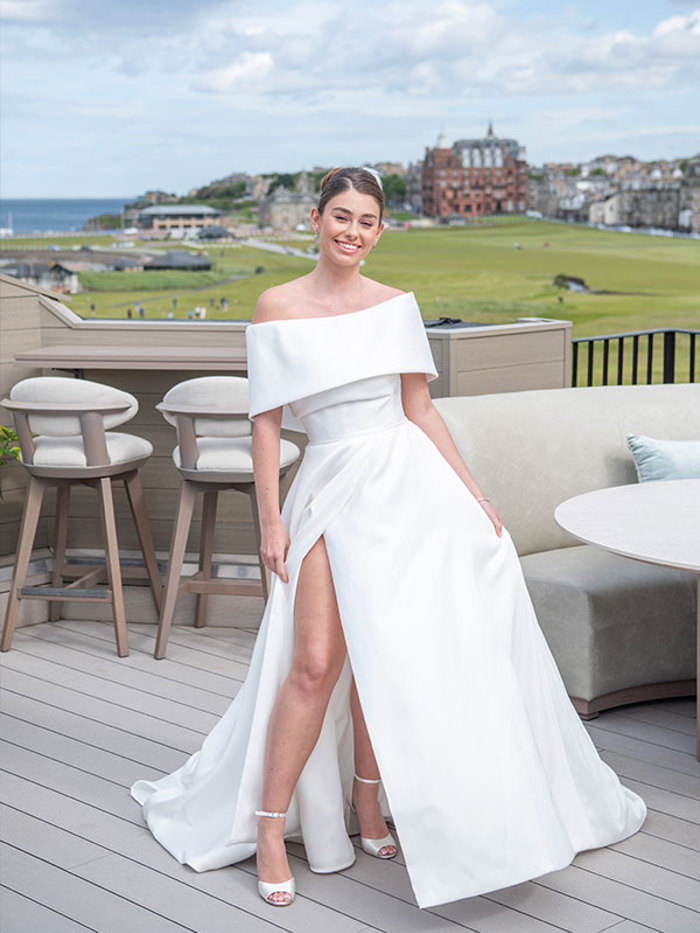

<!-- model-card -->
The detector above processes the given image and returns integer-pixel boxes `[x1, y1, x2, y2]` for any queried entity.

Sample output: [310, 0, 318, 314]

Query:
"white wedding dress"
[131, 291, 646, 909]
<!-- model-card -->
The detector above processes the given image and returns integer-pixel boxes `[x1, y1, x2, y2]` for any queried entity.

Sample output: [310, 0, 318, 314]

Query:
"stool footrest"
[182, 576, 263, 597]
[20, 585, 112, 602]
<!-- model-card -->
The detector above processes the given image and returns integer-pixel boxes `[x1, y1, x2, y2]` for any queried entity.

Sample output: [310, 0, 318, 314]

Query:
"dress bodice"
[245, 292, 438, 434]
[289, 373, 407, 445]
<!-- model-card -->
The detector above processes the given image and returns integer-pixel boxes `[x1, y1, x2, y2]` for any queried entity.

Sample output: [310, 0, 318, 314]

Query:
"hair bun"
[320, 167, 342, 192]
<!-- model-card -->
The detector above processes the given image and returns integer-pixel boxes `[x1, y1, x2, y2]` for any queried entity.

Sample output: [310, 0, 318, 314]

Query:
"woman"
[131, 167, 646, 911]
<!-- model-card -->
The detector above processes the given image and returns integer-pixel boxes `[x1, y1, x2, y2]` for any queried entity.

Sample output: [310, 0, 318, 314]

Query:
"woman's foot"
[256, 814, 294, 905]
[351, 775, 397, 858]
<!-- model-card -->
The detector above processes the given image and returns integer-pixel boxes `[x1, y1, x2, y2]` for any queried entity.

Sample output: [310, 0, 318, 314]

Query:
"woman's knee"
[289, 648, 344, 698]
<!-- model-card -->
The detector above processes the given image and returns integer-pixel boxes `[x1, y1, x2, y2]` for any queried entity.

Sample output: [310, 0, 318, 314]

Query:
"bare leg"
[350, 676, 397, 856]
[256, 535, 347, 901]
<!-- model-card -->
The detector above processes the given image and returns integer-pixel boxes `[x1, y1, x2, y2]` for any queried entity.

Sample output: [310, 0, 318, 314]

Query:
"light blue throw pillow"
[626, 433, 700, 482]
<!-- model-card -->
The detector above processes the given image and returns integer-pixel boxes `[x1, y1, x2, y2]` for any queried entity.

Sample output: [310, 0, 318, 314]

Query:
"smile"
[334, 240, 361, 253]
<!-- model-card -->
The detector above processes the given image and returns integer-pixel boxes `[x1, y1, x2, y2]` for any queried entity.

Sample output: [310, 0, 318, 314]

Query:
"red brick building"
[421, 125, 528, 219]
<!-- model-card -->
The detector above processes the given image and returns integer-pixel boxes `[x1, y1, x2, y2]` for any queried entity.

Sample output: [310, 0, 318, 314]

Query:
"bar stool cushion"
[11, 376, 138, 435]
[172, 436, 299, 474]
[30, 433, 153, 469]
[161, 377, 251, 438]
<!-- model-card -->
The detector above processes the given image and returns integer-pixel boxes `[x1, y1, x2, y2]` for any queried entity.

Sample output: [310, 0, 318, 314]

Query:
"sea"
[0, 198, 135, 235]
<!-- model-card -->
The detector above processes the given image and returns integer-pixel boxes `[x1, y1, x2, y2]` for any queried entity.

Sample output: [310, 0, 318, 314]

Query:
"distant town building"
[421, 124, 528, 219]
[372, 161, 407, 178]
[143, 250, 213, 271]
[258, 187, 316, 231]
[137, 204, 222, 233]
[404, 161, 424, 214]
[3, 261, 83, 293]
[529, 152, 698, 231]
[679, 158, 700, 234]
[138, 190, 179, 206]
[247, 175, 269, 200]
[196, 225, 233, 240]
[593, 185, 683, 229]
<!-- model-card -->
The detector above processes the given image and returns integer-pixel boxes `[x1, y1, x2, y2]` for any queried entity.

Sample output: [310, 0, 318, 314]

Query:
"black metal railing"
[572, 328, 699, 387]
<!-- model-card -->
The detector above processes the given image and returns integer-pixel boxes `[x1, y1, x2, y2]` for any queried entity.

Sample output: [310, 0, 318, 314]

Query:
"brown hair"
[318, 166, 384, 223]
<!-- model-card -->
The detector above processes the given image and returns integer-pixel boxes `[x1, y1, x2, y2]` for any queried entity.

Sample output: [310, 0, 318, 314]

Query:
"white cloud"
[195, 52, 275, 93]
[3, 1, 699, 195]
[172, 1, 700, 105]
[0, 0, 62, 22]
[654, 9, 700, 36]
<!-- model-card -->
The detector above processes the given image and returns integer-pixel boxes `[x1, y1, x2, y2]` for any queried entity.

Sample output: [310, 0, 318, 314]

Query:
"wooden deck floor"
[1, 618, 699, 933]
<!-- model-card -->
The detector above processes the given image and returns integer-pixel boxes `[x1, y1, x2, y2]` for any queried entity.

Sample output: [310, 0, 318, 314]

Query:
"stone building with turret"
[258, 185, 316, 231]
[421, 124, 528, 219]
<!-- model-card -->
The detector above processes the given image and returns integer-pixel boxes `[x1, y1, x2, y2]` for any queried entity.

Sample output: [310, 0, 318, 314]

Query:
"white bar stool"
[1, 377, 162, 657]
[154, 376, 300, 659]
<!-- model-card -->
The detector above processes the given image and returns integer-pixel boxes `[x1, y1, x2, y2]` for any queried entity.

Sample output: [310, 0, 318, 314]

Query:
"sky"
[1, 0, 699, 197]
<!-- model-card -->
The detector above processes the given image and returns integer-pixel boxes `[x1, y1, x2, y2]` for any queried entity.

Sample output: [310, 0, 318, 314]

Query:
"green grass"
[0, 234, 119, 249]
[78, 269, 243, 292]
[70, 246, 311, 317]
[369, 222, 699, 337]
[43, 223, 700, 366]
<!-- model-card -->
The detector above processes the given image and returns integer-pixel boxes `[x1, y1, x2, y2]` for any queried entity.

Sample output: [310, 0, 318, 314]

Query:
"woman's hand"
[260, 519, 291, 583]
[478, 499, 504, 537]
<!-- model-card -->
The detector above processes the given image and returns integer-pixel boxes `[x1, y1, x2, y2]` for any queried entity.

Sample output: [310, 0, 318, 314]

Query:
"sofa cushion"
[434, 383, 700, 556]
[520, 544, 696, 701]
[29, 432, 153, 468]
[173, 436, 300, 475]
[627, 433, 700, 482]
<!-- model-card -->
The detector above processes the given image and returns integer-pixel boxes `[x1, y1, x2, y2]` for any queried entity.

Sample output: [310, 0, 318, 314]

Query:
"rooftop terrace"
[2, 617, 698, 933]
[1, 275, 698, 933]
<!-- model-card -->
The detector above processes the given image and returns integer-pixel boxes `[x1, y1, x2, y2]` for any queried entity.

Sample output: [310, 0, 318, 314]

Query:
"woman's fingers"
[261, 548, 289, 583]
[275, 555, 289, 583]
[481, 501, 504, 537]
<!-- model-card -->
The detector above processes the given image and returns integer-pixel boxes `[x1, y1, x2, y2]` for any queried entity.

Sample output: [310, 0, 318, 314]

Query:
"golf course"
[5, 218, 698, 383]
[61, 220, 697, 330]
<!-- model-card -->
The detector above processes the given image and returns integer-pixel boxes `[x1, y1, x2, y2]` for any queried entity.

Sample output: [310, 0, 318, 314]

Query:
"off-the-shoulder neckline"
[246, 290, 415, 328]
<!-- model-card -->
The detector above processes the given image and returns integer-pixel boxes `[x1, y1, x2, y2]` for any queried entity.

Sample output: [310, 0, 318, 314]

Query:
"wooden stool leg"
[49, 484, 71, 622]
[2, 477, 46, 651]
[195, 488, 218, 629]
[96, 477, 128, 657]
[124, 470, 162, 613]
[155, 482, 196, 660]
[248, 485, 271, 601]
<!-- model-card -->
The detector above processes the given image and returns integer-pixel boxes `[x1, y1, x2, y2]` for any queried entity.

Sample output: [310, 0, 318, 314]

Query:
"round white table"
[554, 478, 700, 757]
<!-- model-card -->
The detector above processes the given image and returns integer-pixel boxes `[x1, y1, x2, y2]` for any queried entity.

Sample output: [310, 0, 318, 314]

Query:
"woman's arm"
[400, 372, 504, 536]
[251, 407, 291, 581]
[249, 289, 296, 581]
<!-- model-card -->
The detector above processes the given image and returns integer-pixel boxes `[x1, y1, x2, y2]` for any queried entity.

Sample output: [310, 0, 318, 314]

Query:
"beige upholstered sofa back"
[434, 383, 700, 557]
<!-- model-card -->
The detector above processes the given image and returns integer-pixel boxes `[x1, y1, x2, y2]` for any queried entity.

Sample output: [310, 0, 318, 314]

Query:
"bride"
[131, 166, 646, 910]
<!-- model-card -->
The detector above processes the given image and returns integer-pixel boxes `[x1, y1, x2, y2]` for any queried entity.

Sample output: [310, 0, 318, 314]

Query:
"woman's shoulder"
[251, 279, 408, 326]
[366, 282, 406, 304]
[251, 283, 303, 325]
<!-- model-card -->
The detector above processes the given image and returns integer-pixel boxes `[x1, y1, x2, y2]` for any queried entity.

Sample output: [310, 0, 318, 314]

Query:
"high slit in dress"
[131, 291, 646, 908]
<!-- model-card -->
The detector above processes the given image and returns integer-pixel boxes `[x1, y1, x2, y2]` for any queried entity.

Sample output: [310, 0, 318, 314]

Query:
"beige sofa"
[434, 382, 699, 718]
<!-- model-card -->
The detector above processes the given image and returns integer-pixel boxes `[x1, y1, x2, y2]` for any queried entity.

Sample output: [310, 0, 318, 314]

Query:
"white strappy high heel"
[254, 809, 296, 906]
[351, 774, 398, 859]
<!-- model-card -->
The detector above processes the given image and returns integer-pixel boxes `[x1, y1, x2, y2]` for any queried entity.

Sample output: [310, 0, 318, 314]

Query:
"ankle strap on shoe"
[354, 773, 381, 784]
[255, 809, 287, 818]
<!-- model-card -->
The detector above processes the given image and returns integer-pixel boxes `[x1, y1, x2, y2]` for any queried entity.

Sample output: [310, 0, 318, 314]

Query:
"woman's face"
[311, 187, 385, 265]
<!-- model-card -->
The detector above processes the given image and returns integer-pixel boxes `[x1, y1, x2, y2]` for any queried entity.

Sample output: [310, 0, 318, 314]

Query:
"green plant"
[0, 424, 21, 499]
